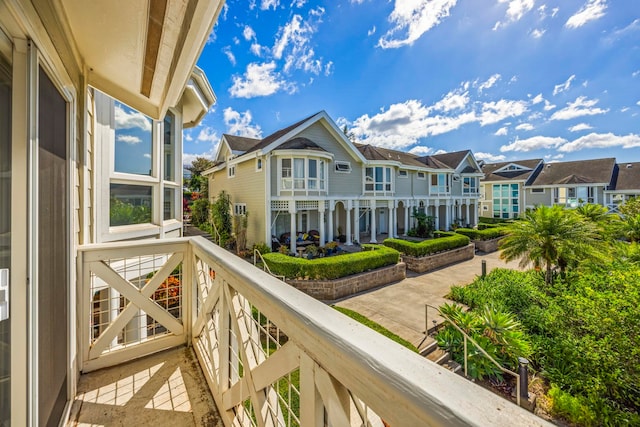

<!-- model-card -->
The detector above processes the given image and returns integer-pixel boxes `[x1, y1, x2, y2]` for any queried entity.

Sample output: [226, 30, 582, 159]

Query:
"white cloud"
[515, 123, 534, 131]
[229, 62, 293, 98]
[196, 127, 219, 143]
[143, 153, 151, 159]
[552, 74, 575, 96]
[633, 70, 640, 78]
[498, 0, 535, 22]
[434, 149, 448, 155]
[558, 132, 640, 152]
[474, 152, 506, 162]
[250, 43, 264, 56]
[494, 127, 508, 136]
[243, 26, 256, 41]
[621, 107, 630, 112]
[531, 93, 544, 104]
[260, 0, 279, 10]
[114, 104, 152, 132]
[377, 0, 458, 49]
[543, 100, 556, 111]
[408, 145, 433, 156]
[223, 46, 236, 65]
[223, 107, 263, 139]
[367, 26, 376, 36]
[272, 9, 329, 75]
[184, 149, 217, 167]
[478, 99, 528, 126]
[477, 74, 501, 93]
[291, 0, 307, 7]
[637, 101, 640, 106]
[432, 89, 470, 112]
[550, 96, 609, 120]
[500, 136, 567, 152]
[116, 134, 142, 145]
[184, 133, 193, 142]
[530, 28, 545, 38]
[565, 0, 607, 29]
[568, 123, 593, 132]
[544, 153, 564, 161]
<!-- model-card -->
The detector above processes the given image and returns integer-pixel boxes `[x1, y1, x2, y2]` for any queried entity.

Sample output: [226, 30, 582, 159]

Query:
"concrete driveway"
[334, 251, 525, 350]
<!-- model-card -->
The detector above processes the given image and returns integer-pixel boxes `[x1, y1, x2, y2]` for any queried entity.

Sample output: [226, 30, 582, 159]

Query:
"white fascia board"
[271, 149, 334, 161]
[213, 135, 232, 162]
[202, 162, 225, 176]
[493, 162, 533, 174]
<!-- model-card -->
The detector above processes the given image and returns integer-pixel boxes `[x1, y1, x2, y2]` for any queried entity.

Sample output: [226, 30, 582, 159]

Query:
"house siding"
[395, 170, 412, 196]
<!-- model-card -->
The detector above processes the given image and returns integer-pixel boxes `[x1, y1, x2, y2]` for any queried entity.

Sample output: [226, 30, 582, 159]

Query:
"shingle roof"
[278, 137, 327, 152]
[430, 150, 472, 169]
[244, 112, 322, 154]
[481, 159, 543, 183]
[613, 162, 640, 191]
[530, 158, 616, 186]
[354, 143, 426, 168]
[223, 134, 261, 153]
[417, 155, 452, 170]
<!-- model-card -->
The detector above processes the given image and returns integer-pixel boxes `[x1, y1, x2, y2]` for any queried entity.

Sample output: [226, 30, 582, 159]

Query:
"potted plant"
[337, 226, 346, 243]
[325, 241, 338, 255]
[304, 244, 319, 259]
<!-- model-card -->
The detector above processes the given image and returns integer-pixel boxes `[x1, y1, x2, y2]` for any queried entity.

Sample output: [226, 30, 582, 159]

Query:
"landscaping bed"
[383, 234, 472, 272]
[455, 227, 510, 253]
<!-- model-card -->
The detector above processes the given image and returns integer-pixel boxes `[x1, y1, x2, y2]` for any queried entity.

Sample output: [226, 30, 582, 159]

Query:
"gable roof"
[354, 143, 426, 168]
[612, 162, 640, 191]
[530, 158, 616, 186]
[278, 137, 327, 152]
[244, 112, 322, 154]
[482, 159, 543, 183]
[223, 134, 261, 154]
[430, 150, 472, 170]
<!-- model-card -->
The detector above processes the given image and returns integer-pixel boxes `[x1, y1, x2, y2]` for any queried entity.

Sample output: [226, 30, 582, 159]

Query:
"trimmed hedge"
[478, 216, 512, 225]
[455, 227, 509, 241]
[262, 244, 399, 280]
[383, 234, 470, 257]
[477, 223, 503, 230]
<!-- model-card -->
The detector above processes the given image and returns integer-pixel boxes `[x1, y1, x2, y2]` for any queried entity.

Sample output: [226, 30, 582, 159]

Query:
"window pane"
[164, 187, 176, 221]
[294, 158, 304, 178]
[386, 168, 391, 182]
[110, 184, 152, 226]
[163, 113, 174, 181]
[366, 167, 373, 179]
[375, 167, 383, 183]
[282, 159, 291, 177]
[114, 101, 153, 175]
[308, 159, 317, 178]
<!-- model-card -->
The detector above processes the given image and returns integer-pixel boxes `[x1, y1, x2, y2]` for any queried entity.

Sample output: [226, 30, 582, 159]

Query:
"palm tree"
[499, 205, 604, 284]
[575, 203, 620, 241]
[620, 213, 640, 242]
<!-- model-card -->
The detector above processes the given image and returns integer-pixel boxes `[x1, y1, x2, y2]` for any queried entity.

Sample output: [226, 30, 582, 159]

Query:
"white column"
[434, 201, 440, 231]
[404, 201, 409, 236]
[353, 200, 360, 244]
[328, 201, 334, 242]
[445, 200, 451, 231]
[370, 200, 377, 243]
[389, 200, 396, 238]
[594, 186, 598, 205]
[465, 201, 470, 227]
[346, 200, 353, 245]
[319, 206, 326, 246]
[290, 208, 297, 255]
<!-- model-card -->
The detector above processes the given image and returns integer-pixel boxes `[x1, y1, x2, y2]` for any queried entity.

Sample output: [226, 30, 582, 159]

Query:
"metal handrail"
[425, 303, 522, 407]
[253, 249, 286, 281]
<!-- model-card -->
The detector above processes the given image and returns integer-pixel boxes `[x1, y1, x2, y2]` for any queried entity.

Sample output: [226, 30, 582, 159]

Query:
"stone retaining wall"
[473, 237, 505, 253]
[402, 244, 475, 273]
[286, 262, 406, 301]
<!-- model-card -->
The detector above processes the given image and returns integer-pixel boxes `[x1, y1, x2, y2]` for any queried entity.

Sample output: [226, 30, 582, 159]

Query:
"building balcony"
[71, 237, 549, 426]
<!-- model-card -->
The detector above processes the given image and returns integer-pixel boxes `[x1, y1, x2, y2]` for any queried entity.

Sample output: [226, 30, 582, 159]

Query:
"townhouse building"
[204, 111, 483, 253]
[480, 157, 640, 218]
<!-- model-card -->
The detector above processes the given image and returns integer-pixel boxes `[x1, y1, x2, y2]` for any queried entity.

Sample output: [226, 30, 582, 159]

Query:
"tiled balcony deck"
[68, 347, 222, 427]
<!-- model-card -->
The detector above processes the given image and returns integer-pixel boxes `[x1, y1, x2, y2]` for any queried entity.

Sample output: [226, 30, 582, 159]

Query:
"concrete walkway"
[334, 251, 524, 351]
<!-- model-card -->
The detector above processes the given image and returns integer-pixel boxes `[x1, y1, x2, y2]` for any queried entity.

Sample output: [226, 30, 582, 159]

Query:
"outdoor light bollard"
[481, 260, 487, 277]
[518, 357, 530, 399]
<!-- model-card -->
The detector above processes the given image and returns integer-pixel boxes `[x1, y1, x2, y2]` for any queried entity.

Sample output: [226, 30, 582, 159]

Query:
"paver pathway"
[334, 251, 525, 350]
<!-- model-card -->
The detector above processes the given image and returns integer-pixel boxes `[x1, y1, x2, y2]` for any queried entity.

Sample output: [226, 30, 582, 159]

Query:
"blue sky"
[184, 0, 640, 166]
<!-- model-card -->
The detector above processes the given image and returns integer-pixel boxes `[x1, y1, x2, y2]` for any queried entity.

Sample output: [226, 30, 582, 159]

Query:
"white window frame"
[417, 172, 426, 180]
[256, 158, 262, 171]
[234, 203, 247, 215]
[492, 183, 519, 219]
[95, 91, 183, 242]
[531, 188, 544, 193]
[462, 176, 478, 195]
[279, 156, 327, 195]
[228, 164, 236, 178]
[430, 173, 450, 195]
[398, 169, 408, 178]
[335, 161, 351, 173]
[364, 166, 393, 194]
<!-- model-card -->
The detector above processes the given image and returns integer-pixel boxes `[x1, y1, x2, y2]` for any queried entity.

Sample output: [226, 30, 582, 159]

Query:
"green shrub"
[190, 198, 210, 227]
[477, 223, 504, 230]
[383, 234, 469, 257]
[262, 244, 399, 280]
[548, 385, 598, 426]
[478, 216, 512, 225]
[252, 242, 271, 254]
[455, 227, 509, 241]
[333, 306, 418, 352]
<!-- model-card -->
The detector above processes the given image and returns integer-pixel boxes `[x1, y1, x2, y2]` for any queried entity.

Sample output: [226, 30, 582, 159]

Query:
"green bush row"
[477, 223, 503, 230]
[455, 227, 509, 241]
[262, 244, 399, 280]
[478, 216, 512, 225]
[382, 234, 470, 257]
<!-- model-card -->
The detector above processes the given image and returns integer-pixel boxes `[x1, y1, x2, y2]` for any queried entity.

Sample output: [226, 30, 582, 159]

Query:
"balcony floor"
[67, 346, 222, 427]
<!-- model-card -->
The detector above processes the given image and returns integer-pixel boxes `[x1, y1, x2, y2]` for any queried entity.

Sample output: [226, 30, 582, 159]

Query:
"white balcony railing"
[77, 237, 550, 426]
